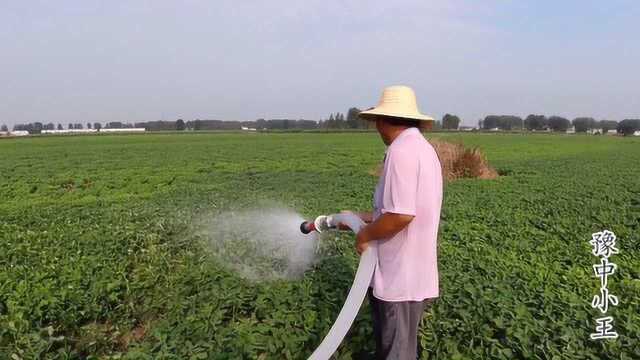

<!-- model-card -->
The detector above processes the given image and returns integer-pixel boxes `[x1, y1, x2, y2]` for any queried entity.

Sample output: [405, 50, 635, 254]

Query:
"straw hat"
[358, 85, 434, 121]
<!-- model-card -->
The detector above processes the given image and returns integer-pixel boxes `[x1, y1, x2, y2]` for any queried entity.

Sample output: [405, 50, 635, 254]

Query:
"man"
[348, 85, 443, 359]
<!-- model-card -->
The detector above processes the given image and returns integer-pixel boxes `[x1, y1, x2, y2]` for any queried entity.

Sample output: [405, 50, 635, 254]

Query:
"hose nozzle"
[300, 221, 316, 234]
[300, 215, 331, 234]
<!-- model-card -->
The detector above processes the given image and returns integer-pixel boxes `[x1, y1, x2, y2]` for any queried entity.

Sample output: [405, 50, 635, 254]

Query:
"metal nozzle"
[300, 221, 316, 234]
[300, 215, 331, 234]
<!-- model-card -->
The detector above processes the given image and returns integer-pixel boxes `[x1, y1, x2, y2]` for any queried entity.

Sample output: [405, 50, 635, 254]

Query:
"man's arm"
[356, 212, 414, 254]
[337, 211, 373, 230]
[355, 211, 373, 224]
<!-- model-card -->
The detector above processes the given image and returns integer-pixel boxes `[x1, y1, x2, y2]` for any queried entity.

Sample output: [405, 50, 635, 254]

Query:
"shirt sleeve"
[381, 147, 418, 216]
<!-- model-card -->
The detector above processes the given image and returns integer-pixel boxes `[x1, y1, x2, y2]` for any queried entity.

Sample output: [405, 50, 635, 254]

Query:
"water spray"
[299, 212, 378, 360]
[200, 207, 318, 281]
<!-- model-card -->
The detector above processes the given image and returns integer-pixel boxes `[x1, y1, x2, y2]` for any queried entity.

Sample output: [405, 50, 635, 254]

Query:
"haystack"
[429, 139, 498, 181]
[369, 139, 498, 181]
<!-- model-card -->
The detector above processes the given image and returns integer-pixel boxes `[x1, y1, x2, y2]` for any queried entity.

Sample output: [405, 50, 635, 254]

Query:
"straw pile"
[369, 139, 498, 181]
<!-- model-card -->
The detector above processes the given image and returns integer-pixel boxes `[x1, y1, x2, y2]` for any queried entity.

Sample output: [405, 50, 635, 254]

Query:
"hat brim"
[358, 108, 434, 121]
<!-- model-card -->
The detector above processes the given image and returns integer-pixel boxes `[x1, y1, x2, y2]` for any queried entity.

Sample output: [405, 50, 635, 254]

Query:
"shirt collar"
[383, 127, 419, 159]
[391, 127, 419, 145]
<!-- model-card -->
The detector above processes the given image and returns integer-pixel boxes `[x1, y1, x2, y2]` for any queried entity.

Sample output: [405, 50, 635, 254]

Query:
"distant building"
[99, 128, 146, 133]
[634, 130, 640, 136]
[566, 126, 575, 134]
[587, 128, 604, 135]
[10, 130, 29, 136]
[459, 126, 475, 131]
[42, 129, 97, 134]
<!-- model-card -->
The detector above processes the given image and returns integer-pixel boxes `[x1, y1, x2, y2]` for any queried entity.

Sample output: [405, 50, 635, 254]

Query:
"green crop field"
[1, 132, 639, 359]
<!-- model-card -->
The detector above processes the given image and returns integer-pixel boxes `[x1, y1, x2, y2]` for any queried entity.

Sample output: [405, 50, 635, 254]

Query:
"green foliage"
[572, 117, 597, 133]
[346, 108, 363, 129]
[599, 120, 618, 134]
[548, 116, 571, 132]
[442, 114, 461, 130]
[617, 119, 640, 136]
[482, 115, 522, 131]
[524, 114, 548, 131]
[1, 133, 639, 359]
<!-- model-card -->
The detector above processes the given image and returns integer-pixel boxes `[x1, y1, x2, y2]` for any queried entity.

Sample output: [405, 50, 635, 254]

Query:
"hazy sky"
[1, 0, 639, 127]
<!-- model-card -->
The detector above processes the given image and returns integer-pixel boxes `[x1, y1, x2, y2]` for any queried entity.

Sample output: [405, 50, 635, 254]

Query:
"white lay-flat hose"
[309, 212, 378, 360]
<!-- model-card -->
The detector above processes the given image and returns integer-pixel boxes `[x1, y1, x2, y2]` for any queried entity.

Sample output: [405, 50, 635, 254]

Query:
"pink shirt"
[371, 127, 443, 301]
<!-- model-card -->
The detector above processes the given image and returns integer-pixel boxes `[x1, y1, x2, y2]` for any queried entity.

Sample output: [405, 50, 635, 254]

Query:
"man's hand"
[354, 212, 414, 255]
[356, 227, 371, 255]
[337, 210, 373, 230]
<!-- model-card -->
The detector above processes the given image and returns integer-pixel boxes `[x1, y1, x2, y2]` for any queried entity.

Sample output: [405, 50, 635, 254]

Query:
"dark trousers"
[367, 287, 435, 360]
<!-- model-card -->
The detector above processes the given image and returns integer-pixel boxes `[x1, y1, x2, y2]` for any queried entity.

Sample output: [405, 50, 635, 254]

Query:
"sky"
[1, 0, 639, 127]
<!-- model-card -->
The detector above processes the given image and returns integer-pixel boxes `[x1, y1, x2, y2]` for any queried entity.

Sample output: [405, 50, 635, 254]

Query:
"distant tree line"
[479, 115, 524, 130]
[618, 119, 640, 136]
[12, 122, 45, 133]
[134, 121, 178, 131]
[9, 121, 112, 133]
[440, 114, 460, 129]
[473, 114, 639, 135]
[6, 113, 640, 135]
[317, 108, 370, 129]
